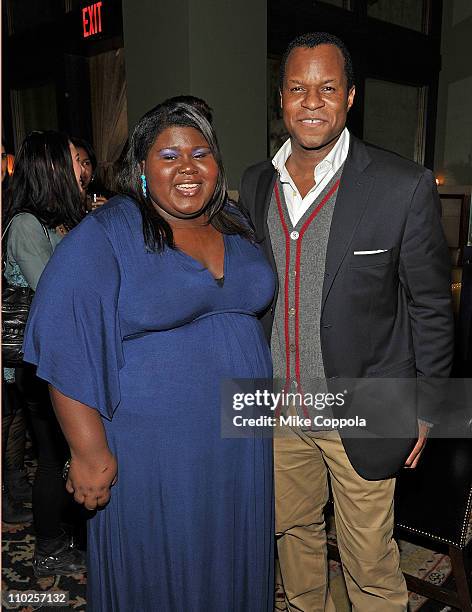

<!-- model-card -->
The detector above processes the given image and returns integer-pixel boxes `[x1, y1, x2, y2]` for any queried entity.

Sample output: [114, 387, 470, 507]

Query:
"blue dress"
[23, 197, 275, 612]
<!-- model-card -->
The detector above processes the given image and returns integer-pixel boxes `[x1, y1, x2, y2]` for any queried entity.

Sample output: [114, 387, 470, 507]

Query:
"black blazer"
[239, 136, 454, 479]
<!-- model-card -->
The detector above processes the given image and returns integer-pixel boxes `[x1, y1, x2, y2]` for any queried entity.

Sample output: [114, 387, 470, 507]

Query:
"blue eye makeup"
[192, 147, 211, 158]
[159, 148, 179, 159]
[157, 147, 212, 160]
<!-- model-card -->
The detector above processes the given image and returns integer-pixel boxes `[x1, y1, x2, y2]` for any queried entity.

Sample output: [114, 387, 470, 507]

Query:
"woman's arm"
[8, 214, 54, 290]
[50, 386, 118, 511]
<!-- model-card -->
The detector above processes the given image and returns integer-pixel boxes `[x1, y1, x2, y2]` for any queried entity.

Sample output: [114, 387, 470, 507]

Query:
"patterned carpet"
[2, 515, 459, 612]
[2, 519, 87, 611]
[2, 442, 87, 611]
[2, 453, 468, 611]
[327, 528, 454, 612]
[272, 515, 457, 611]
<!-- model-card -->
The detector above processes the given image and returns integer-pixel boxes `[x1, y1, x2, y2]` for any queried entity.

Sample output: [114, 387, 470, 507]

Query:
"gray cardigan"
[5, 213, 62, 290]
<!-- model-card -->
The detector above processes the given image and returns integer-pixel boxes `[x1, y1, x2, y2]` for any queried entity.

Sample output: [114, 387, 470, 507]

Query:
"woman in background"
[2, 140, 34, 523]
[4, 131, 86, 576]
[70, 137, 113, 210]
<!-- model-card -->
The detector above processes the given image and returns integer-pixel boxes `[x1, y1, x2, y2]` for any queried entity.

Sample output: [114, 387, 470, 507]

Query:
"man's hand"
[66, 450, 118, 511]
[404, 421, 430, 469]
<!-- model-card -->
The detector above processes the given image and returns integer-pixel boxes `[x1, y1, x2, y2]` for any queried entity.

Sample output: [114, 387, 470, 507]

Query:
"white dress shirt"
[272, 128, 350, 227]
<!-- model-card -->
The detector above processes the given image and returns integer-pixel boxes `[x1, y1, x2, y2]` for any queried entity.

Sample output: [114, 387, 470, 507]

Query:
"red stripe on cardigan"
[274, 182, 292, 384]
[275, 179, 340, 387]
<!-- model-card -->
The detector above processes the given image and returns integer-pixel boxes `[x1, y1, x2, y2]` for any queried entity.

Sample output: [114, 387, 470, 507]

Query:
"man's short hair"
[279, 32, 355, 91]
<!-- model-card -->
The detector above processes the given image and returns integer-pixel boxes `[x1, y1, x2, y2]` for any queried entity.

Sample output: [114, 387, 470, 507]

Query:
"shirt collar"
[272, 127, 350, 182]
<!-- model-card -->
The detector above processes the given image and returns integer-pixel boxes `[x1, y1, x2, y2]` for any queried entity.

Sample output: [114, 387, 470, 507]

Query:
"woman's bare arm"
[49, 386, 118, 511]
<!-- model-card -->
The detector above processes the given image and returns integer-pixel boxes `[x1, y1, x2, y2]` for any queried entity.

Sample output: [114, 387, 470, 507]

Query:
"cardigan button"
[288, 307, 296, 316]
[290, 230, 299, 240]
[289, 343, 296, 352]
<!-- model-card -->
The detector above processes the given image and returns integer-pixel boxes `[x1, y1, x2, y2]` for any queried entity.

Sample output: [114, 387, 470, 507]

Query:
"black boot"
[4, 468, 32, 503]
[2, 485, 33, 524]
[33, 532, 86, 577]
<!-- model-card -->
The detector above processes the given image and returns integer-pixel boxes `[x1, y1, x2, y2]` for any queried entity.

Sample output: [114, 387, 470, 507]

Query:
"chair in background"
[395, 437, 472, 611]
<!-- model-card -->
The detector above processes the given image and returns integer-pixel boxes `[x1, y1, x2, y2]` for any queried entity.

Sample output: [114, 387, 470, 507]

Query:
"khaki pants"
[275, 427, 407, 612]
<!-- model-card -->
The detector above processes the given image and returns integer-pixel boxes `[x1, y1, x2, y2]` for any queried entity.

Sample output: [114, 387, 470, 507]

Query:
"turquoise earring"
[140, 174, 147, 198]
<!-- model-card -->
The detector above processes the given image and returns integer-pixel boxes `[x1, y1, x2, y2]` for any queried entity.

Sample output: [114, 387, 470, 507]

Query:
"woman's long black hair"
[117, 99, 254, 251]
[6, 130, 84, 230]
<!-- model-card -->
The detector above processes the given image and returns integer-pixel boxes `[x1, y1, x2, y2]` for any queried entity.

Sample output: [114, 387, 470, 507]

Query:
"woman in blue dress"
[24, 99, 275, 611]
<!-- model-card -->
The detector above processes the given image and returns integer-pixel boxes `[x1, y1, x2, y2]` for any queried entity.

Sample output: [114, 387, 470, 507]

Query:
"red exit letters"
[82, 2, 103, 38]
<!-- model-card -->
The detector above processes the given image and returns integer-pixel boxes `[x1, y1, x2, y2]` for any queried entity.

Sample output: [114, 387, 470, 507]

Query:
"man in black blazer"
[239, 33, 453, 611]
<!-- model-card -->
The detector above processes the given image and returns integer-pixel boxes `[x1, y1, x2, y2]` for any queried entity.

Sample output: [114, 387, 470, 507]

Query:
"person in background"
[4, 131, 87, 576]
[2, 384, 33, 520]
[2, 140, 34, 524]
[70, 137, 113, 211]
[24, 99, 275, 611]
[1, 141, 8, 183]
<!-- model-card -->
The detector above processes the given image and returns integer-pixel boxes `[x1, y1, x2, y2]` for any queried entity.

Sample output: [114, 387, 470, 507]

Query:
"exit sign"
[82, 1, 103, 38]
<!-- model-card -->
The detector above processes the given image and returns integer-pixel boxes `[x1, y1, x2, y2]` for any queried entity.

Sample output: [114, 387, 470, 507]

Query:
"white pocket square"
[353, 249, 388, 255]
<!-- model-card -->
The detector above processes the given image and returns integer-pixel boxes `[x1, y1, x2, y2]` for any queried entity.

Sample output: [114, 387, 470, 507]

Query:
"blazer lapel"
[321, 137, 374, 313]
[255, 164, 277, 240]
[254, 165, 278, 276]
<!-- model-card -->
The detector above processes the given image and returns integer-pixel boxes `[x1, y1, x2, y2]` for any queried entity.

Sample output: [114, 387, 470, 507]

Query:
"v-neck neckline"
[174, 233, 228, 285]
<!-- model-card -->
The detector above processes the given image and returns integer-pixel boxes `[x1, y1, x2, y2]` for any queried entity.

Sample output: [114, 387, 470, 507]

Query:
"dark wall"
[3, 0, 123, 150]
